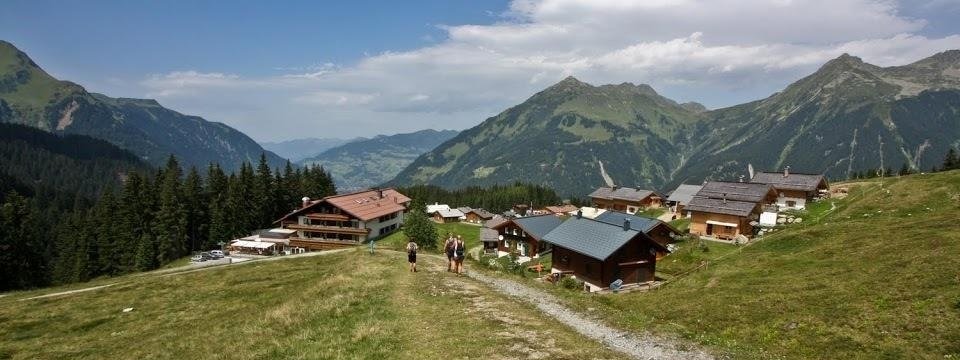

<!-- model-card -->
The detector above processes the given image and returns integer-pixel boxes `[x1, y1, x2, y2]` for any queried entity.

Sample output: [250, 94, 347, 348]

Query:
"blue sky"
[3, 0, 960, 141]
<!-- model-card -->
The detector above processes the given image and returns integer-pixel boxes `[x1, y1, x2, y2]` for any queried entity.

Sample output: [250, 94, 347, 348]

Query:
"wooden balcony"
[305, 213, 351, 221]
[289, 237, 360, 251]
[285, 223, 370, 235]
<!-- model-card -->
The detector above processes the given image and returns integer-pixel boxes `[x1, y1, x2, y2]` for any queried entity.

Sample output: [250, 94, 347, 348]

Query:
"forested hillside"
[0, 133, 337, 290]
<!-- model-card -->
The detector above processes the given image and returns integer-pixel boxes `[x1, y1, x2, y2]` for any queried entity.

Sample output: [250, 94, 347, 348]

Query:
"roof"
[512, 215, 563, 240]
[433, 208, 465, 218]
[277, 188, 410, 223]
[589, 186, 659, 202]
[542, 217, 665, 261]
[457, 206, 473, 214]
[230, 240, 276, 249]
[685, 197, 759, 217]
[751, 172, 827, 192]
[480, 228, 500, 243]
[544, 204, 578, 214]
[466, 208, 495, 219]
[594, 211, 660, 233]
[484, 216, 509, 229]
[696, 182, 774, 203]
[426, 203, 451, 213]
[574, 207, 607, 219]
[666, 184, 703, 205]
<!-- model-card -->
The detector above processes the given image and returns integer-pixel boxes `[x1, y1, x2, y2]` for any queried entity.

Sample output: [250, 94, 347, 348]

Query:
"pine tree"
[92, 190, 121, 275]
[183, 167, 207, 252]
[0, 191, 50, 290]
[944, 147, 959, 171]
[153, 155, 187, 265]
[135, 233, 157, 271]
[898, 163, 911, 176]
[253, 154, 275, 228]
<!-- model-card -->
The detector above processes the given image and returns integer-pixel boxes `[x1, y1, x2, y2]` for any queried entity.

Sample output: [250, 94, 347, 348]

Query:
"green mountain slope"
[0, 40, 286, 170]
[300, 129, 458, 191]
[556, 171, 960, 359]
[390, 77, 707, 195]
[393, 51, 960, 195]
[671, 51, 960, 186]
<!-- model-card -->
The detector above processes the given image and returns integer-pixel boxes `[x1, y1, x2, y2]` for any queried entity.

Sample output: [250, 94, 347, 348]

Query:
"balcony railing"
[285, 223, 370, 235]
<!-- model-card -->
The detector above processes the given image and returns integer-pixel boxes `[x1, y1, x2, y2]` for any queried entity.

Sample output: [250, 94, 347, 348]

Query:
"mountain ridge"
[0, 40, 286, 170]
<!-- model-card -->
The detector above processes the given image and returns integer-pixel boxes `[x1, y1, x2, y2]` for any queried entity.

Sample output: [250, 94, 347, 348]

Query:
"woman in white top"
[406, 240, 419, 272]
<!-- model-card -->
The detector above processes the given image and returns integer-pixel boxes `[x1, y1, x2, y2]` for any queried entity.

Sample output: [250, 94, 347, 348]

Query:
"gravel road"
[467, 271, 714, 360]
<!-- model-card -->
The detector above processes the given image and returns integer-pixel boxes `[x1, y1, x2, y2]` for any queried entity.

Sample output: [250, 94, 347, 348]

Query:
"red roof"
[277, 188, 411, 223]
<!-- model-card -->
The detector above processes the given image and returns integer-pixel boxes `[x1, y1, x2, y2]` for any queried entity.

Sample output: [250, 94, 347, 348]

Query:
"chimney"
[722, 193, 727, 204]
[611, 184, 619, 191]
[377, 188, 384, 199]
[576, 209, 582, 219]
[783, 166, 790, 178]
[301, 196, 311, 208]
[738, 175, 745, 183]
[623, 218, 631, 231]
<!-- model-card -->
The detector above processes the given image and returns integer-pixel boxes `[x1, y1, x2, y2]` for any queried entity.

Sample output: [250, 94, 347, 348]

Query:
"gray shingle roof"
[696, 182, 774, 203]
[484, 217, 509, 229]
[466, 208, 495, 219]
[542, 217, 641, 260]
[666, 184, 703, 205]
[594, 211, 660, 233]
[589, 186, 657, 202]
[457, 206, 473, 214]
[512, 215, 563, 240]
[480, 228, 500, 243]
[433, 208, 465, 218]
[685, 197, 758, 217]
[751, 172, 827, 192]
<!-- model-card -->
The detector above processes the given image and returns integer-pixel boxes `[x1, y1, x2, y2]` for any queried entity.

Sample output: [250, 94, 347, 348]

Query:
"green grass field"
[0, 249, 622, 359]
[546, 172, 960, 359]
[376, 222, 482, 252]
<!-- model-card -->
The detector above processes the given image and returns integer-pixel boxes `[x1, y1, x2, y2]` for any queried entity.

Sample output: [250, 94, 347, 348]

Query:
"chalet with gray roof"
[488, 215, 563, 259]
[463, 208, 495, 224]
[430, 208, 464, 223]
[589, 186, 663, 214]
[542, 212, 676, 292]
[750, 168, 829, 210]
[665, 184, 702, 215]
[686, 182, 777, 240]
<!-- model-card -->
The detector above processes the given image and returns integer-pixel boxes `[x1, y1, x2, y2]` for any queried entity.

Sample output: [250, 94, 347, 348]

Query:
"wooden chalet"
[542, 211, 676, 292]
[589, 186, 663, 214]
[685, 182, 777, 240]
[431, 208, 464, 223]
[276, 188, 411, 251]
[489, 215, 563, 259]
[462, 207, 495, 224]
[594, 211, 678, 260]
[750, 168, 829, 210]
[665, 184, 703, 216]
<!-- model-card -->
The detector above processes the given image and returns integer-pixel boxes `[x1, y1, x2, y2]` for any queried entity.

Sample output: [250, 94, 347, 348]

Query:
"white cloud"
[134, 0, 960, 141]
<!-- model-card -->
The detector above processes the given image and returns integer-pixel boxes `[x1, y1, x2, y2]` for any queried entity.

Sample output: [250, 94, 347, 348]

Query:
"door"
[706, 223, 714, 235]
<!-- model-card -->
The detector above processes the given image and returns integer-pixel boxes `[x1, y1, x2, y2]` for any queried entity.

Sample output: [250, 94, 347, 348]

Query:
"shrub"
[559, 276, 581, 290]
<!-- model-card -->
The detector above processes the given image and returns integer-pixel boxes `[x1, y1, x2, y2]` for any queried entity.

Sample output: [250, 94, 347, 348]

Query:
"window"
[786, 200, 797, 207]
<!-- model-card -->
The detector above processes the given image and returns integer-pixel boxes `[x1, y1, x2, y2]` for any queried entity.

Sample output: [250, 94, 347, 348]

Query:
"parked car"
[190, 254, 205, 262]
[209, 250, 225, 258]
[200, 252, 215, 261]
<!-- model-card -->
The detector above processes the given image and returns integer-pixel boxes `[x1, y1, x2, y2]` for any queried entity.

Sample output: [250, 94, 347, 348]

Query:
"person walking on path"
[452, 235, 466, 274]
[406, 240, 419, 272]
[444, 234, 455, 272]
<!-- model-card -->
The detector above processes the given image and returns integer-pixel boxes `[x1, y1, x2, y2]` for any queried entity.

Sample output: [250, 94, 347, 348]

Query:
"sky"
[3, 0, 960, 142]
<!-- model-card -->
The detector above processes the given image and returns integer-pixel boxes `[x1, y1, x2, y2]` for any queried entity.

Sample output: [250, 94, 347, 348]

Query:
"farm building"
[462, 208, 495, 224]
[276, 188, 411, 251]
[594, 211, 679, 260]
[589, 186, 663, 214]
[685, 182, 777, 240]
[750, 168, 829, 210]
[544, 204, 578, 216]
[431, 208, 465, 223]
[542, 211, 676, 292]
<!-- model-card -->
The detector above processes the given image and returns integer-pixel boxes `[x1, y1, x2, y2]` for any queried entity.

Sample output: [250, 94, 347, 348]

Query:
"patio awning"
[706, 220, 738, 228]
[230, 240, 276, 249]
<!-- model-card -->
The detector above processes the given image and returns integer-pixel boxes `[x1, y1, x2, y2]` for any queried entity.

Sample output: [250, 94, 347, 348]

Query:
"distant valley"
[260, 137, 358, 162]
[299, 129, 458, 191]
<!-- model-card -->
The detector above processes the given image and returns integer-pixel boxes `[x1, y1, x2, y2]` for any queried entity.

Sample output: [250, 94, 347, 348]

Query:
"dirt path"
[412, 251, 712, 360]
[18, 284, 116, 301]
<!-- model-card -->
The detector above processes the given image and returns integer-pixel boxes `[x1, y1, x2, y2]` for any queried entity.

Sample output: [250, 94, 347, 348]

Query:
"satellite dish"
[498, 235, 504, 241]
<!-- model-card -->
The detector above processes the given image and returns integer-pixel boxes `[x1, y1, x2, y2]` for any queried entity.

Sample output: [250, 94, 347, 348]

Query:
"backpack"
[407, 242, 418, 254]
[454, 241, 464, 257]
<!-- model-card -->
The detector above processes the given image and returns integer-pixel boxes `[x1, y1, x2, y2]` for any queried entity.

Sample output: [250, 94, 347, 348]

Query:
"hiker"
[453, 235, 466, 274]
[406, 239, 418, 272]
[444, 234, 455, 272]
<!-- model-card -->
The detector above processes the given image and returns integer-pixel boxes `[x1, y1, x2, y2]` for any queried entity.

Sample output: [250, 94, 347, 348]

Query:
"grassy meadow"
[543, 171, 960, 359]
[0, 249, 622, 360]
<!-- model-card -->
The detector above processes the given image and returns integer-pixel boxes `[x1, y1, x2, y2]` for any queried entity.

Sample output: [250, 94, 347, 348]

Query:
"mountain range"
[0, 40, 286, 170]
[391, 50, 960, 196]
[260, 137, 357, 162]
[300, 129, 458, 191]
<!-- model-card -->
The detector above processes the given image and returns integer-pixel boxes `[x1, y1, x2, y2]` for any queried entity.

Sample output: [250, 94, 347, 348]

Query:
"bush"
[559, 276, 582, 290]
